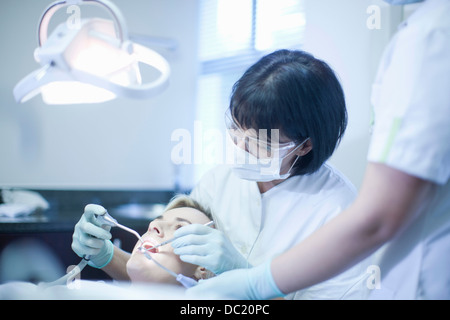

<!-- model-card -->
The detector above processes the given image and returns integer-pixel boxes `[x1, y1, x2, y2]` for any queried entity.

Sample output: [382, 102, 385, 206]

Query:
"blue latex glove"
[171, 224, 249, 274]
[71, 204, 114, 268]
[186, 259, 284, 299]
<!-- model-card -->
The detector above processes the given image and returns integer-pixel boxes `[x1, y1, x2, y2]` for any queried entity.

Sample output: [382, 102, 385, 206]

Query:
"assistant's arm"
[272, 162, 433, 294]
[186, 162, 434, 299]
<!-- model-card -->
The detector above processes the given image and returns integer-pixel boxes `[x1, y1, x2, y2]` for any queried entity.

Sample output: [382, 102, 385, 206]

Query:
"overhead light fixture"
[13, 0, 170, 104]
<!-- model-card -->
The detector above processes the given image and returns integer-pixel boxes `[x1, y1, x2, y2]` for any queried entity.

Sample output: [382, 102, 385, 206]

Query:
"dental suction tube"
[139, 247, 198, 288]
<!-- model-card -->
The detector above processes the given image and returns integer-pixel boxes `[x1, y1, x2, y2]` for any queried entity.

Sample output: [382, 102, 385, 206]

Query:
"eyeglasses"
[225, 109, 302, 159]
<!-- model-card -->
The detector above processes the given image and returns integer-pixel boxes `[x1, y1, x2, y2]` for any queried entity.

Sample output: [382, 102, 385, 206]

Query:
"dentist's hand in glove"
[71, 204, 114, 268]
[171, 224, 248, 274]
[187, 259, 285, 300]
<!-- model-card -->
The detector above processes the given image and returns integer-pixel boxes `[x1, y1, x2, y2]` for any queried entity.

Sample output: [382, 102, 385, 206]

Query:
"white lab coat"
[368, 0, 450, 299]
[191, 163, 373, 299]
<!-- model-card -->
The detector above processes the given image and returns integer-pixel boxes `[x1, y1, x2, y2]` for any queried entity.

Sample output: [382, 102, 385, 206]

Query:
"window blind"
[194, 0, 306, 180]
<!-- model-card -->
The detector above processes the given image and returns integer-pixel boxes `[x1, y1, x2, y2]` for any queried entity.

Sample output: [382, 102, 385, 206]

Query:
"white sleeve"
[189, 167, 216, 213]
[368, 18, 450, 185]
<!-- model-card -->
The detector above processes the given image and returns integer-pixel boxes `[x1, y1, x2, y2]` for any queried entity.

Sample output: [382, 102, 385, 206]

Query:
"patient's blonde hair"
[163, 194, 215, 279]
[164, 194, 213, 222]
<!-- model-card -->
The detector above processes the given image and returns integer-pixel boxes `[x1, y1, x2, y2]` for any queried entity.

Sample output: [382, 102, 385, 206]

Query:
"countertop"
[0, 189, 177, 234]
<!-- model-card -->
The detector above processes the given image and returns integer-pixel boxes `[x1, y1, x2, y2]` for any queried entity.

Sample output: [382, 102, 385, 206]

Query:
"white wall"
[304, 0, 402, 188]
[0, 0, 410, 191]
[0, 0, 199, 190]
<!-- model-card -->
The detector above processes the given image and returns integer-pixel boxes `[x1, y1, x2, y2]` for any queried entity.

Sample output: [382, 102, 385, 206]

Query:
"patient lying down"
[0, 195, 216, 299]
[126, 194, 215, 285]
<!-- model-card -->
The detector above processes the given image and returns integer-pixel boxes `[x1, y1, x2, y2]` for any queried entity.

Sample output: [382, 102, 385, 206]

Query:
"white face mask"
[383, 0, 424, 5]
[229, 139, 306, 182]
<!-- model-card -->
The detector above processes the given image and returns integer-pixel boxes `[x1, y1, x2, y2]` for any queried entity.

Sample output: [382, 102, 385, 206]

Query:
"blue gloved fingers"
[186, 269, 244, 299]
[78, 231, 106, 249]
[84, 204, 108, 227]
[173, 241, 210, 254]
[74, 244, 101, 257]
[171, 233, 211, 249]
[71, 236, 102, 257]
[78, 220, 112, 240]
[173, 223, 213, 238]
[173, 235, 231, 259]
[173, 235, 213, 264]
[172, 225, 223, 249]
[71, 204, 115, 268]
[177, 253, 213, 268]
[172, 226, 248, 274]
[186, 260, 284, 300]
[175, 244, 226, 274]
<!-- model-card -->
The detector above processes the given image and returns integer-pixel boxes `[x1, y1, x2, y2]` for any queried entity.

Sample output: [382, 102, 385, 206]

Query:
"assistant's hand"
[71, 204, 114, 268]
[171, 224, 249, 274]
[186, 259, 284, 300]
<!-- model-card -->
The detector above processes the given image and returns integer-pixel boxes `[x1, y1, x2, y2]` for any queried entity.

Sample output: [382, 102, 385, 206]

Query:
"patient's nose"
[149, 221, 164, 238]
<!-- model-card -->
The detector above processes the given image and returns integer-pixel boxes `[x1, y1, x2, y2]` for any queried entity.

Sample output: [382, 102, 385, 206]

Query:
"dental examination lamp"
[13, 0, 170, 104]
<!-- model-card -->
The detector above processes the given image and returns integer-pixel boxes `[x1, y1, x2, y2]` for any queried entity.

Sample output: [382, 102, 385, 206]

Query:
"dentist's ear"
[295, 138, 313, 156]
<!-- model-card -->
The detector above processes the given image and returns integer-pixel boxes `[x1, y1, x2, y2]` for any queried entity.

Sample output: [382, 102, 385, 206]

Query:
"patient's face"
[126, 207, 211, 285]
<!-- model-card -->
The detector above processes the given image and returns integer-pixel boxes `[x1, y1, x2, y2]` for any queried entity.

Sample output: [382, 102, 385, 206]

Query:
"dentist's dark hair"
[229, 49, 347, 175]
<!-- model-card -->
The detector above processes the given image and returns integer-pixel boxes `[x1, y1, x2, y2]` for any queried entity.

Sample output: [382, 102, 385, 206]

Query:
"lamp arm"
[38, 0, 129, 46]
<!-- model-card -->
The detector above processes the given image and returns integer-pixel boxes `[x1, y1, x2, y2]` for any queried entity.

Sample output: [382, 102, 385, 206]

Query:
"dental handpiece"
[82, 211, 144, 263]
[96, 211, 144, 244]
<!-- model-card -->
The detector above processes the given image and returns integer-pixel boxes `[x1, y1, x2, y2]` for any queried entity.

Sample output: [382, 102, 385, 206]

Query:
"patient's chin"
[126, 257, 150, 283]
[126, 257, 176, 285]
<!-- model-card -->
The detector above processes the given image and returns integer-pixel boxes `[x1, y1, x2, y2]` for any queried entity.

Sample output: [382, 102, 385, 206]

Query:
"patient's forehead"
[162, 207, 211, 224]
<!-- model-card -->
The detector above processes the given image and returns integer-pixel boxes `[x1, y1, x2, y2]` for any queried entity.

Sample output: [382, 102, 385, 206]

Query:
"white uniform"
[368, 0, 450, 299]
[191, 163, 373, 299]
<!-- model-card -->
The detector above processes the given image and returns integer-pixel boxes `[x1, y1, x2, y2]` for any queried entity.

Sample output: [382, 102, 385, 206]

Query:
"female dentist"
[71, 49, 373, 299]
[188, 0, 450, 299]
[171, 49, 373, 299]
